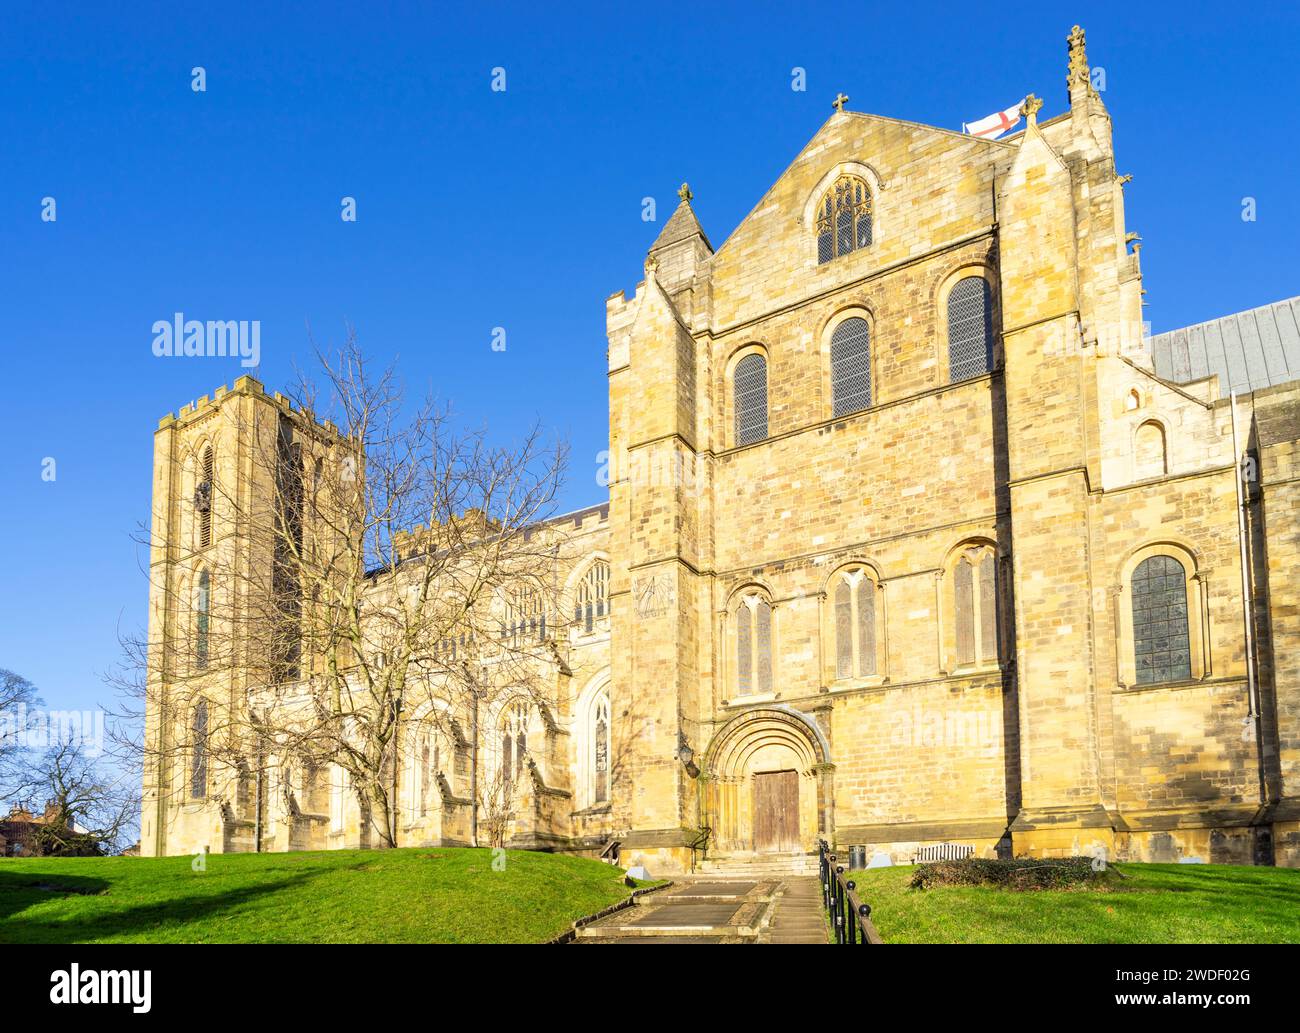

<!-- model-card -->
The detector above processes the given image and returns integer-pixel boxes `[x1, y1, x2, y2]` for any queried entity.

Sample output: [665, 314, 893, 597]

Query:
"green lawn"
[847, 862, 1300, 943]
[0, 847, 637, 944]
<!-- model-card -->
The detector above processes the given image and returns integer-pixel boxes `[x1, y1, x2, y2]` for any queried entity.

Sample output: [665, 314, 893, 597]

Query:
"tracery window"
[575, 561, 609, 633]
[832, 568, 877, 680]
[500, 700, 530, 787]
[503, 585, 547, 644]
[953, 545, 998, 667]
[735, 594, 773, 697]
[816, 175, 873, 263]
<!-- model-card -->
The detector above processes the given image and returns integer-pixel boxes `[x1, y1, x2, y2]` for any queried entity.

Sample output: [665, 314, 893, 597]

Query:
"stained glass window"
[948, 277, 993, 382]
[1132, 555, 1191, 684]
[734, 353, 768, 445]
[831, 317, 872, 416]
[190, 700, 208, 798]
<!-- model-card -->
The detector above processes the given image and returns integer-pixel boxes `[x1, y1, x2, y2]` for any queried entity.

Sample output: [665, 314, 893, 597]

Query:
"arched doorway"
[702, 707, 832, 856]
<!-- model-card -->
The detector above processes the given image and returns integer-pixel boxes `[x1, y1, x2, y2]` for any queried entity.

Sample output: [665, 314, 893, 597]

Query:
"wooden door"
[752, 770, 799, 852]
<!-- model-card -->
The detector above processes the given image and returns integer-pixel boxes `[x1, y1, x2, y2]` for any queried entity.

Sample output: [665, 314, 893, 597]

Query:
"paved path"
[571, 876, 827, 944]
[764, 876, 829, 944]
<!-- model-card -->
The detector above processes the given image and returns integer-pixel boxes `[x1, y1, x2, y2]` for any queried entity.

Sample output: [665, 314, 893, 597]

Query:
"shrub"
[909, 857, 1111, 891]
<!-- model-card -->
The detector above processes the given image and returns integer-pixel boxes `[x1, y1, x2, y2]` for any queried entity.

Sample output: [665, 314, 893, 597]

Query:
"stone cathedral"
[142, 27, 1300, 872]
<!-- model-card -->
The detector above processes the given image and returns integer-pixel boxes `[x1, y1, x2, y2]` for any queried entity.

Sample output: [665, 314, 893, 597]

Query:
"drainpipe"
[1229, 394, 1264, 784]
[254, 763, 263, 852]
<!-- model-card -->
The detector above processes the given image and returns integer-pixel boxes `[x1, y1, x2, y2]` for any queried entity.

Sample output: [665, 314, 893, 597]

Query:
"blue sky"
[1, 0, 1297, 726]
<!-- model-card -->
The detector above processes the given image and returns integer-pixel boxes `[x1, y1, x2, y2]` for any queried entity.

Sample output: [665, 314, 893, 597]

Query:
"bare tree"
[9, 732, 138, 856]
[477, 764, 519, 850]
[0, 668, 41, 797]
[126, 331, 570, 851]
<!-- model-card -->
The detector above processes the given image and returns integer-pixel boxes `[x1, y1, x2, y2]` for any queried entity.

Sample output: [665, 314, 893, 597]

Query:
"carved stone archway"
[702, 706, 833, 855]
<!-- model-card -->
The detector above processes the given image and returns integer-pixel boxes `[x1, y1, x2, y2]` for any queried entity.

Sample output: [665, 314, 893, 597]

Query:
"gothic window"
[236, 758, 254, 819]
[833, 568, 877, 680]
[1131, 555, 1191, 685]
[503, 585, 547, 644]
[575, 560, 609, 633]
[953, 545, 998, 667]
[1134, 421, 1168, 479]
[195, 569, 211, 669]
[189, 700, 208, 799]
[419, 734, 433, 816]
[816, 175, 873, 263]
[735, 594, 773, 697]
[592, 694, 610, 804]
[301, 759, 325, 813]
[947, 277, 994, 382]
[500, 701, 530, 787]
[830, 317, 872, 417]
[734, 353, 768, 446]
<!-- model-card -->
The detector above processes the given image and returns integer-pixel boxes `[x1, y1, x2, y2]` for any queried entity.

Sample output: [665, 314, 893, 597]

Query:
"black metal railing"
[818, 838, 883, 944]
[688, 824, 712, 873]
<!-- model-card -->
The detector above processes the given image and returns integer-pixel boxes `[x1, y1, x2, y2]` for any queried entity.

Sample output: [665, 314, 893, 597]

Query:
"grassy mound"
[0, 847, 636, 944]
[849, 862, 1300, 943]
[910, 856, 1111, 891]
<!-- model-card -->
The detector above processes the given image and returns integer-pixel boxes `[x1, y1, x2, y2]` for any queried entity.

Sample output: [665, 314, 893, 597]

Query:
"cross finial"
[1020, 94, 1043, 122]
[832, 92, 849, 113]
[677, 182, 693, 203]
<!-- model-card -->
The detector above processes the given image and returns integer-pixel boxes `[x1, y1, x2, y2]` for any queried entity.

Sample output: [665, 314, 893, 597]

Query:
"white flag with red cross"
[962, 99, 1026, 140]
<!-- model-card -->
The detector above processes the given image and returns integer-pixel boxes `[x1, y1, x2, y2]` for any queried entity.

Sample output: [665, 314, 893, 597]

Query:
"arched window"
[1134, 421, 1167, 479]
[300, 758, 326, 813]
[735, 594, 773, 697]
[1131, 555, 1191, 684]
[195, 569, 211, 669]
[503, 585, 546, 644]
[831, 317, 872, 417]
[816, 175, 873, 263]
[197, 446, 214, 549]
[575, 560, 609, 633]
[236, 758, 254, 819]
[734, 353, 768, 446]
[948, 276, 993, 382]
[832, 568, 877, 680]
[500, 700, 530, 787]
[953, 545, 998, 667]
[190, 700, 209, 799]
[413, 728, 440, 817]
[591, 694, 610, 804]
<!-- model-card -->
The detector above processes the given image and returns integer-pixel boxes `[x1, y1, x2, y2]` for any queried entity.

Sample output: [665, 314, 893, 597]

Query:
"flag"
[962, 100, 1025, 140]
